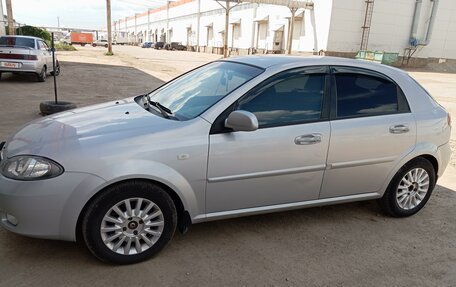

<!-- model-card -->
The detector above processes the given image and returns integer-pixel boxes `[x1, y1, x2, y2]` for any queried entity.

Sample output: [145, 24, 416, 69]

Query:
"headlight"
[1, 156, 64, 180]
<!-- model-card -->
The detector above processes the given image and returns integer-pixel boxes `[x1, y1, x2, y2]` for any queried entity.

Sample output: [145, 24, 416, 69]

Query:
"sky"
[2, 0, 167, 29]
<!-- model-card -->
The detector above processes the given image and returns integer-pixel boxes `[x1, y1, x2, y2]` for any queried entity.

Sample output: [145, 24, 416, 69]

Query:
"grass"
[54, 43, 77, 51]
[104, 51, 114, 56]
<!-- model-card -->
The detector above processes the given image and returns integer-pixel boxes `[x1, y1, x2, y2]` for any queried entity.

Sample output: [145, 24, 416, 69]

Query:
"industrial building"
[113, 0, 455, 65]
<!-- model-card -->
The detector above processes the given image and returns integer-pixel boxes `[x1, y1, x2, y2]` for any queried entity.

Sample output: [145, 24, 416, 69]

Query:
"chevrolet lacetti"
[0, 56, 451, 264]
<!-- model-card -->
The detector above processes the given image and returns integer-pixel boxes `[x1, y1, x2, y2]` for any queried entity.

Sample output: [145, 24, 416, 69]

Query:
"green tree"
[15, 25, 52, 44]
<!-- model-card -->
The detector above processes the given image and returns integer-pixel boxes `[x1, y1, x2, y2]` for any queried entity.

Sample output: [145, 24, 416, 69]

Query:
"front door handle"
[389, 124, 410, 134]
[295, 134, 322, 145]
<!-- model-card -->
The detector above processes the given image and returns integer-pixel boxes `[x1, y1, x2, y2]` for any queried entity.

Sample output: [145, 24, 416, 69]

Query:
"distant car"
[0, 56, 451, 264]
[141, 42, 154, 48]
[165, 42, 186, 51]
[0, 35, 60, 82]
[153, 42, 165, 50]
[92, 39, 108, 48]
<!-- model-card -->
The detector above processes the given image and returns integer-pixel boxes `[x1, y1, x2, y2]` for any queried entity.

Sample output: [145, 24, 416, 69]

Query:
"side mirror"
[225, 110, 258, 132]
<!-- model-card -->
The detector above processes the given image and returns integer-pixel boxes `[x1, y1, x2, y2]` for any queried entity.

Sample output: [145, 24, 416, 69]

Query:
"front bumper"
[0, 59, 41, 74]
[0, 171, 106, 241]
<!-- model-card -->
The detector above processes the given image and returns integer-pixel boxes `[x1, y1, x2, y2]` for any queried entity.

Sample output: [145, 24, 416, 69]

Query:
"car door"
[319, 66, 416, 199]
[206, 67, 331, 213]
[38, 40, 51, 68]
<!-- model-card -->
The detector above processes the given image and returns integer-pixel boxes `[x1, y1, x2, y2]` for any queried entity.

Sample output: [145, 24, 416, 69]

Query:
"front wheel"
[82, 180, 177, 264]
[379, 158, 436, 217]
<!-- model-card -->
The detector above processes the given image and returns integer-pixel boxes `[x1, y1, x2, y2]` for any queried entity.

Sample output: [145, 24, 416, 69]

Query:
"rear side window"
[335, 73, 403, 118]
[0, 37, 36, 48]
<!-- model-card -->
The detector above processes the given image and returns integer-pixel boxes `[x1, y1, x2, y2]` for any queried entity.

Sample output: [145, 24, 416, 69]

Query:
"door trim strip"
[207, 164, 326, 183]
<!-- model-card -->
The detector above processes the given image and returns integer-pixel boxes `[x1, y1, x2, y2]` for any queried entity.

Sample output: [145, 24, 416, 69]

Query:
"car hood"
[4, 97, 180, 157]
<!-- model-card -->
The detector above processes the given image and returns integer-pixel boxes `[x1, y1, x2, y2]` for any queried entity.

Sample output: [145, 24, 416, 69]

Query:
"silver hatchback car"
[0, 35, 60, 82]
[0, 56, 451, 264]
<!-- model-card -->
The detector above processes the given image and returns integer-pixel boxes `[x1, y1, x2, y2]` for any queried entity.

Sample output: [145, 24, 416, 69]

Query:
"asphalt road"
[0, 47, 455, 286]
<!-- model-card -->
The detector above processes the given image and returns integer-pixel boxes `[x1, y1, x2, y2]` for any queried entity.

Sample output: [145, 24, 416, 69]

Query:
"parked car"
[164, 42, 186, 51]
[0, 35, 60, 82]
[141, 42, 154, 48]
[153, 41, 165, 49]
[0, 56, 451, 264]
[92, 39, 108, 48]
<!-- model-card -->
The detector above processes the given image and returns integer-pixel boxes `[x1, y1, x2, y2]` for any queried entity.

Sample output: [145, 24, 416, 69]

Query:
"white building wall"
[327, 0, 456, 59]
[114, 0, 456, 59]
[115, 0, 328, 53]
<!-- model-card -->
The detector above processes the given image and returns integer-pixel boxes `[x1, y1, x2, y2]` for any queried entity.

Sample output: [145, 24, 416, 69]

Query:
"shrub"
[15, 25, 52, 43]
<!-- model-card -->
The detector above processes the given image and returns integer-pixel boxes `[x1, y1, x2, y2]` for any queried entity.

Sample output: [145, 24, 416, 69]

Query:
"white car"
[92, 39, 108, 48]
[0, 35, 60, 82]
[0, 56, 451, 264]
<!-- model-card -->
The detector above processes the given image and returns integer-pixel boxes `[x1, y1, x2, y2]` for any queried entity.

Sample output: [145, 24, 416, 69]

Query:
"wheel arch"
[76, 178, 192, 243]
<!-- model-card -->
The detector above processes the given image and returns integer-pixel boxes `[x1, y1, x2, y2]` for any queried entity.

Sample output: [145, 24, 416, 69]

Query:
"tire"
[379, 158, 436, 217]
[81, 43, 86, 47]
[82, 180, 177, 264]
[104, 44, 108, 48]
[39, 101, 77, 115]
[92, 44, 97, 47]
[0, 72, 2, 81]
[37, 66, 46, 82]
[50, 61, 60, 76]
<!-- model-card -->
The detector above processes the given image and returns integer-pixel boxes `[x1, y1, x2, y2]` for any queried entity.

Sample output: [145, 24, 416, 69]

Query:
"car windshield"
[148, 61, 263, 120]
[0, 37, 35, 48]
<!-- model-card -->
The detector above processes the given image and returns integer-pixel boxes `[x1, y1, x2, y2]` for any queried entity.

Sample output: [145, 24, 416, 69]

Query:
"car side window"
[42, 41, 49, 50]
[38, 41, 47, 51]
[335, 73, 401, 118]
[237, 71, 325, 128]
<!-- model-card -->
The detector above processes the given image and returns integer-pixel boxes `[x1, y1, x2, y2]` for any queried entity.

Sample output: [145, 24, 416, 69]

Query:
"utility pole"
[224, 0, 229, 58]
[6, 0, 14, 35]
[166, 1, 170, 42]
[215, 0, 240, 58]
[106, 0, 113, 54]
[57, 16, 60, 29]
[0, 0, 5, 36]
[147, 9, 151, 42]
[196, 0, 201, 51]
[287, 7, 297, 55]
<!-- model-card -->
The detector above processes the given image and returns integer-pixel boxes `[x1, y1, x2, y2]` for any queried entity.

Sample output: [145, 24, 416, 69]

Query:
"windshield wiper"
[143, 94, 173, 119]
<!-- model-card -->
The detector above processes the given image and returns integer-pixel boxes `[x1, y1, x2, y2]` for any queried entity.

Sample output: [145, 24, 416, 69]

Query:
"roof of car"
[224, 55, 406, 75]
[0, 35, 42, 40]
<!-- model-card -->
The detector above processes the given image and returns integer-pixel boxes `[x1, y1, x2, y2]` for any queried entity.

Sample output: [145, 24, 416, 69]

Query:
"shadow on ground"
[0, 185, 455, 286]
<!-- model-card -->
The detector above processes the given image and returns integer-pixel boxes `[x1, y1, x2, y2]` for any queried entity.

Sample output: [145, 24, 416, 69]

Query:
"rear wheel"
[82, 180, 177, 264]
[379, 158, 436, 217]
[37, 66, 47, 82]
[104, 44, 108, 48]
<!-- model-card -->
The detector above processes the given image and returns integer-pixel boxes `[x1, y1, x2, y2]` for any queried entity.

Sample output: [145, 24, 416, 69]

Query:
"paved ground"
[0, 46, 455, 286]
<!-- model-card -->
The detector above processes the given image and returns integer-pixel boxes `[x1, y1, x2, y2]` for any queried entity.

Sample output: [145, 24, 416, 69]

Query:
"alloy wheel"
[396, 168, 430, 210]
[100, 198, 164, 255]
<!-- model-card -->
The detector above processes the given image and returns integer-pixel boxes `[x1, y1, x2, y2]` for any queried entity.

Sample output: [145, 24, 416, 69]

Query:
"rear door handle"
[389, 124, 410, 134]
[295, 134, 322, 145]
